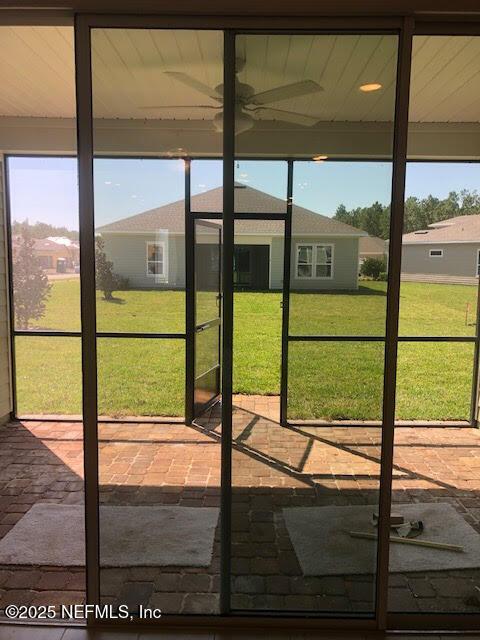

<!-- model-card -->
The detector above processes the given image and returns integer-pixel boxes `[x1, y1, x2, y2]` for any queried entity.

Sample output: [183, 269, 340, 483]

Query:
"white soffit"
[409, 36, 480, 123]
[0, 28, 479, 126]
[0, 26, 75, 118]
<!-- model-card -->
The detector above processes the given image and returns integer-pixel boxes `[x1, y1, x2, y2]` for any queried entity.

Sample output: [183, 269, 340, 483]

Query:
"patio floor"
[1, 395, 480, 616]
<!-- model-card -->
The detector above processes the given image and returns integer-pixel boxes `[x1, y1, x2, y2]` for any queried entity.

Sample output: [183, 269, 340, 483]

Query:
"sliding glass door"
[87, 25, 224, 615]
[228, 31, 400, 616]
[72, 14, 456, 629]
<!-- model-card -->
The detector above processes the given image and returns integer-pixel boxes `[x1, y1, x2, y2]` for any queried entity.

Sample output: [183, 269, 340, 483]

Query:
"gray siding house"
[401, 214, 480, 285]
[98, 184, 366, 291]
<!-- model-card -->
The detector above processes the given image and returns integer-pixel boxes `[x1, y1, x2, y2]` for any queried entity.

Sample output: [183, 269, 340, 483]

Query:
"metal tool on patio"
[349, 530, 465, 553]
[349, 510, 463, 552]
[372, 511, 424, 538]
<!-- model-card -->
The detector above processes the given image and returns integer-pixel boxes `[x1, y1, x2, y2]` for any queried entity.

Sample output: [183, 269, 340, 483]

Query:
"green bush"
[115, 275, 130, 291]
[360, 256, 387, 281]
[95, 236, 130, 299]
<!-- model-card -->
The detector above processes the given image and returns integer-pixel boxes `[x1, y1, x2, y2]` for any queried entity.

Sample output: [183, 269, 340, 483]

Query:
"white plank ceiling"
[0, 27, 479, 124]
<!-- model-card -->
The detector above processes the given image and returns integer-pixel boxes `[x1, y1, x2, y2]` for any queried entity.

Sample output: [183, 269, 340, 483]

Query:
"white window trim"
[429, 248, 443, 258]
[146, 240, 167, 280]
[295, 243, 334, 280]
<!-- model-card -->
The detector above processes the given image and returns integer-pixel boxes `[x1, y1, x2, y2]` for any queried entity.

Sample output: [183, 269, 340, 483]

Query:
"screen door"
[194, 219, 222, 416]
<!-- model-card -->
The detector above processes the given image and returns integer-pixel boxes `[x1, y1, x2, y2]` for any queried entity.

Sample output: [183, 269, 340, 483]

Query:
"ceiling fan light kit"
[213, 107, 255, 134]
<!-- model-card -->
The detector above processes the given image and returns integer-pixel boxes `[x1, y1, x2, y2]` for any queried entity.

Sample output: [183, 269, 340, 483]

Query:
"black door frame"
[185, 160, 224, 424]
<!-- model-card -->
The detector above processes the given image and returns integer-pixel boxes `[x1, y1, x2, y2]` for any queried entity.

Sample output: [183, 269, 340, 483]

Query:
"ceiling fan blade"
[139, 105, 221, 110]
[252, 107, 320, 127]
[165, 71, 223, 102]
[248, 80, 323, 106]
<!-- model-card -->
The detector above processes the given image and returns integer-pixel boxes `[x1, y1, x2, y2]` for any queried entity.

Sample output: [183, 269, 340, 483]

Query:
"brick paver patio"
[1, 395, 480, 617]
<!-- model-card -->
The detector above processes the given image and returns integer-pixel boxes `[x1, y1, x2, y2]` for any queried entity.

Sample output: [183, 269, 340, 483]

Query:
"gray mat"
[0, 504, 219, 567]
[283, 503, 480, 576]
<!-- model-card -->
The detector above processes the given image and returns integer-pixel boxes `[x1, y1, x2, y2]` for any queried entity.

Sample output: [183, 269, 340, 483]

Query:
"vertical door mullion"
[375, 16, 414, 630]
[470, 277, 480, 425]
[185, 158, 195, 424]
[220, 29, 236, 616]
[74, 15, 100, 614]
[280, 159, 293, 426]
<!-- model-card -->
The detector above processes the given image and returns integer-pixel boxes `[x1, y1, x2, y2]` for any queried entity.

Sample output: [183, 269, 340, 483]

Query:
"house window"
[477, 249, 480, 277]
[296, 244, 333, 279]
[146, 242, 165, 276]
[429, 249, 443, 258]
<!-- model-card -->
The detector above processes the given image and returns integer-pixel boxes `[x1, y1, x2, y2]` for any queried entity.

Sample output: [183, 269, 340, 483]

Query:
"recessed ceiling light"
[359, 83, 382, 92]
[312, 154, 328, 162]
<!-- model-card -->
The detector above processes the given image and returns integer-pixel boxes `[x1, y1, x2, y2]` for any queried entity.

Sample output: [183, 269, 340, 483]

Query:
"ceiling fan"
[140, 59, 324, 134]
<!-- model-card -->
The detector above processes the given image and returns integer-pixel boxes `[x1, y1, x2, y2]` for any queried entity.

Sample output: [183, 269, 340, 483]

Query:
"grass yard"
[26, 278, 185, 334]
[290, 281, 477, 336]
[14, 278, 478, 420]
[287, 341, 473, 420]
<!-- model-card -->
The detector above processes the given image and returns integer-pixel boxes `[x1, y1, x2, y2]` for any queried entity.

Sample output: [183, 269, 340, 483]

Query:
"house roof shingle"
[359, 235, 387, 255]
[98, 184, 366, 237]
[403, 214, 480, 244]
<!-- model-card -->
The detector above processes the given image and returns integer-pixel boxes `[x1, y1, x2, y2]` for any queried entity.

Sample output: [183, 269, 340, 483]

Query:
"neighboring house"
[401, 214, 480, 284]
[359, 235, 387, 264]
[33, 237, 79, 272]
[98, 184, 366, 291]
[11, 235, 79, 272]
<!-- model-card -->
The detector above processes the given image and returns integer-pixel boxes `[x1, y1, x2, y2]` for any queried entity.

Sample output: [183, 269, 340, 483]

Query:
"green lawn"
[14, 278, 478, 420]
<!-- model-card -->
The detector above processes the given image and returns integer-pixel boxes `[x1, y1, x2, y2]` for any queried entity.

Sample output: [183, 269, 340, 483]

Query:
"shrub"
[360, 256, 387, 281]
[95, 236, 129, 300]
[115, 275, 130, 291]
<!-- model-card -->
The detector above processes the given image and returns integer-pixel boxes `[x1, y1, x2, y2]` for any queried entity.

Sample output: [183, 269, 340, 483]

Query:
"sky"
[7, 156, 480, 231]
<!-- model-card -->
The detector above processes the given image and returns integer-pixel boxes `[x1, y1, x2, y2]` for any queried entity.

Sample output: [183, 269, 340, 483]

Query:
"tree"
[334, 203, 349, 224]
[95, 237, 129, 300]
[362, 201, 389, 239]
[12, 224, 52, 330]
[12, 219, 79, 241]
[95, 236, 117, 300]
[335, 188, 480, 239]
[334, 202, 390, 239]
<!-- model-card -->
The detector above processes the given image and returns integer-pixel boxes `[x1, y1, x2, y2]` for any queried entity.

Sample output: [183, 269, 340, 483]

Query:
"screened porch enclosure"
[1, 16, 480, 630]
[4, 27, 480, 425]
[7, 153, 479, 426]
